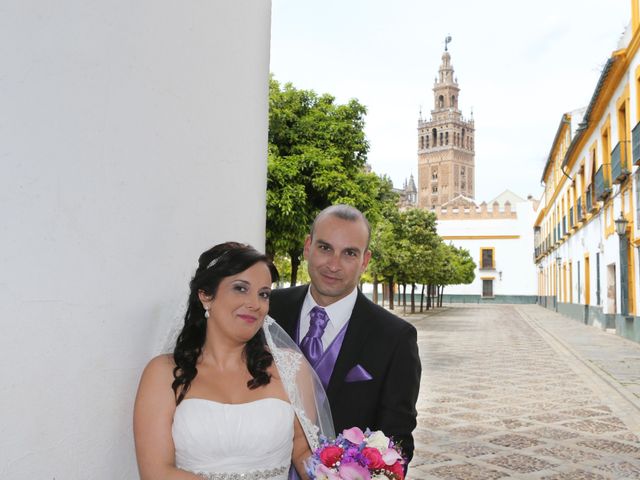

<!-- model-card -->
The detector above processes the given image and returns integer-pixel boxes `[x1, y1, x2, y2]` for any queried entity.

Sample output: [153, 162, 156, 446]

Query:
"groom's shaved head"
[310, 204, 371, 248]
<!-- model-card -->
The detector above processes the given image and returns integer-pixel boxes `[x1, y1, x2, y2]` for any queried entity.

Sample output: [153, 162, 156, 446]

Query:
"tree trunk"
[420, 284, 425, 312]
[373, 277, 379, 305]
[411, 283, 417, 313]
[289, 254, 300, 286]
[439, 285, 444, 307]
[382, 282, 387, 307]
[388, 280, 395, 310]
[402, 284, 407, 314]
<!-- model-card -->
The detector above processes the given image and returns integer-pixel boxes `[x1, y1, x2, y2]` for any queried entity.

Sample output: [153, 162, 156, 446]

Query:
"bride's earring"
[204, 307, 210, 319]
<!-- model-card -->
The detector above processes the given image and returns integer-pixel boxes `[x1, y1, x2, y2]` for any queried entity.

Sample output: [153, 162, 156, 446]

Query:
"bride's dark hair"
[172, 242, 279, 405]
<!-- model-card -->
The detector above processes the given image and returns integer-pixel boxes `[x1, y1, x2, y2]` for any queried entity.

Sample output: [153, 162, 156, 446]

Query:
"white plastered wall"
[0, 1, 272, 478]
[436, 201, 537, 297]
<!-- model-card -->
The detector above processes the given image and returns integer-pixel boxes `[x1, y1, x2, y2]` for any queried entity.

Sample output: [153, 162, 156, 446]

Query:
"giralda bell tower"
[417, 37, 475, 209]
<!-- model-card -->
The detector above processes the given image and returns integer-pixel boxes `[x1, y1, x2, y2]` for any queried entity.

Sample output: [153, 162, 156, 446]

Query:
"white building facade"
[436, 194, 538, 303]
[535, 1, 640, 343]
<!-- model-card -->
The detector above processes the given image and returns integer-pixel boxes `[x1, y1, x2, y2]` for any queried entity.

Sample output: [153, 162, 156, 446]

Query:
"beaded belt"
[195, 465, 289, 480]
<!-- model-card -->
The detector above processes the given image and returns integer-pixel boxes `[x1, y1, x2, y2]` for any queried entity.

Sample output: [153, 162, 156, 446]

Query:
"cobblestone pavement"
[403, 304, 640, 479]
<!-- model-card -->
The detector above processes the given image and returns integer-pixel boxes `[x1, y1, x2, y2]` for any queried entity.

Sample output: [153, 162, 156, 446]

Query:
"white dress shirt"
[299, 287, 358, 347]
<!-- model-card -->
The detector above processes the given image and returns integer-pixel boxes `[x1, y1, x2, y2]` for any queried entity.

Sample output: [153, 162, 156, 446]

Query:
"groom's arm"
[375, 322, 421, 466]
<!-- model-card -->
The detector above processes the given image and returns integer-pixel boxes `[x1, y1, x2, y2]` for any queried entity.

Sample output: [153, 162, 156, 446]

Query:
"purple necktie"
[300, 306, 329, 366]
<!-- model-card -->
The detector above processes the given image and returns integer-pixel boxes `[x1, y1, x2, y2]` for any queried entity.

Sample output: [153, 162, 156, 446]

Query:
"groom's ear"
[361, 250, 372, 272]
[303, 234, 312, 259]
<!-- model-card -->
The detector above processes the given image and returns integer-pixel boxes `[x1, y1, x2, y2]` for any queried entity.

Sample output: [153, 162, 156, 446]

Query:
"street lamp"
[537, 264, 544, 306]
[615, 213, 629, 316]
[615, 213, 629, 236]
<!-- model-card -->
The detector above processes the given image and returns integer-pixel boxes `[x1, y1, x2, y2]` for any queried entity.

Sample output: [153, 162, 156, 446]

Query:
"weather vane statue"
[444, 35, 452, 51]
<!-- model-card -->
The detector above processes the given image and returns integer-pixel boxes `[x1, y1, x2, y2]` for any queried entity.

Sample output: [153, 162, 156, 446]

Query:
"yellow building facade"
[535, 1, 640, 342]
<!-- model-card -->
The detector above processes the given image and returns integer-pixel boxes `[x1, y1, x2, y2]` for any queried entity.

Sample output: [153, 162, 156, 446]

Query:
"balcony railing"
[569, 207, 574, 229]
[633, 121, 640, 165]
[586, 185, 595, 212]
[611, 141, 630, 184]
[594, 164, 611, 201]
[576, 196, 583, 221]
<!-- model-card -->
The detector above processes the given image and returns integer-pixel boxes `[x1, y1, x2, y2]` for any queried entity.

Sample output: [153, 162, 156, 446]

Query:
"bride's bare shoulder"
[140, 354, 175, 383]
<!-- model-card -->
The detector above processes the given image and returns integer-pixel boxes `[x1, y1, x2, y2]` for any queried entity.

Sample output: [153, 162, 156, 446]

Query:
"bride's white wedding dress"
[163, 317, 334, 479]
[172, 397, 294, 480]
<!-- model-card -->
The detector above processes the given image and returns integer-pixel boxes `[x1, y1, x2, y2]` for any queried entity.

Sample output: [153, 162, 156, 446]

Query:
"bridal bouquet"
[306, 427, 405, 480]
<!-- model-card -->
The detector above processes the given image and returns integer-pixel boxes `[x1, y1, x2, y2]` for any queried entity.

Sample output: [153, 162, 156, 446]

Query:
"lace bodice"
[172, 397, 294, 479]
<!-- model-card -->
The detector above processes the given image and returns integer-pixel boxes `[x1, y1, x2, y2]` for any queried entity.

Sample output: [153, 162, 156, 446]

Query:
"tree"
[267, 77, 397, 284]
[428, 243, 476, 307]
[397, 208, 439, 313]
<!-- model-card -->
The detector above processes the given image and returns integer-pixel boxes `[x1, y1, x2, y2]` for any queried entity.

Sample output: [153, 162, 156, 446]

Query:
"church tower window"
[438, 95, 444, 108]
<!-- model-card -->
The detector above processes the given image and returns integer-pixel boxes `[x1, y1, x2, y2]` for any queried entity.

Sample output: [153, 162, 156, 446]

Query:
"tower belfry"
[417, 39, 475, 209]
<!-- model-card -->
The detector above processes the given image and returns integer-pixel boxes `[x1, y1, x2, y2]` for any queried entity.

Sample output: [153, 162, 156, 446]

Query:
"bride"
[133, 242, 333, 480]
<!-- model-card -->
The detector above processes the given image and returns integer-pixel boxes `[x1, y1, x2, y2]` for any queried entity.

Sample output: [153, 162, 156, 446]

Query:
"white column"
[0, 1, 272, 477]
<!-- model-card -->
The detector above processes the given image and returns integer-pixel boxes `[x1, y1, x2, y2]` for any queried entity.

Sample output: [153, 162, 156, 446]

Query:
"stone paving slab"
[403, 304, 640, 479]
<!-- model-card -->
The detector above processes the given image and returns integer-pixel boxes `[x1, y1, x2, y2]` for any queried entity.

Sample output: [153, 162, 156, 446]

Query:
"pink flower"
[314, 464, 341, 480]
[338, 462, 371, 480]
[342, 426, 365, 445]
[319, 445, 344, 467]
[381, 448, 402, 466]
[361, 447, 385, 470]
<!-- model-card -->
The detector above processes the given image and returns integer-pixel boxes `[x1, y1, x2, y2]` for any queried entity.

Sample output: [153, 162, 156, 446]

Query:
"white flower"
[366, 430, 390, 452]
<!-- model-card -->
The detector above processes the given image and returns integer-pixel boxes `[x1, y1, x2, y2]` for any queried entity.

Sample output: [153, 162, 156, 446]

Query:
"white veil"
[262, 315, 335, 450]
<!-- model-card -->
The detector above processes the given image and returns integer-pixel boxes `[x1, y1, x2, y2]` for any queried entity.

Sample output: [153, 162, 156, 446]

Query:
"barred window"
[480, 248, 494, 269]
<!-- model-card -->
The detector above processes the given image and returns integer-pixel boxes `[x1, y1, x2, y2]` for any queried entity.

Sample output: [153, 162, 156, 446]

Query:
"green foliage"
[370, 208, 439, 284]
[272, 254, 310, 286]
[267, 76, 398, 283]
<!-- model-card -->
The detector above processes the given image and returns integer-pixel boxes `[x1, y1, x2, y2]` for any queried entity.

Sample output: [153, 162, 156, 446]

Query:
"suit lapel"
[276, 285, 308, 342]
[326, 291, 371, 398]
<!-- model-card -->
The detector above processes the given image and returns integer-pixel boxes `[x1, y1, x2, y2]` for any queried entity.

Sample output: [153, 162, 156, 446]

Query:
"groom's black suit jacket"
[269, 285, 421, 463]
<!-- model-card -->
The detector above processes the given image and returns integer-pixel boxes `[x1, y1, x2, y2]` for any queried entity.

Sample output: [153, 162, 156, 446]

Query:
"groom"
[269, 204, 421, 466]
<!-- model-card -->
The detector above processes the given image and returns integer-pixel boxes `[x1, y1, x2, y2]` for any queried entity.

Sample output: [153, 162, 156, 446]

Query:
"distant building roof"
[489, 189, 527, 207]
[441, 194, 478, 209]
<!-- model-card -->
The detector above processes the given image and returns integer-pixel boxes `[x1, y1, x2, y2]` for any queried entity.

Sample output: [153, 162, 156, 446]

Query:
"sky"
[270, 0, 631, 202]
